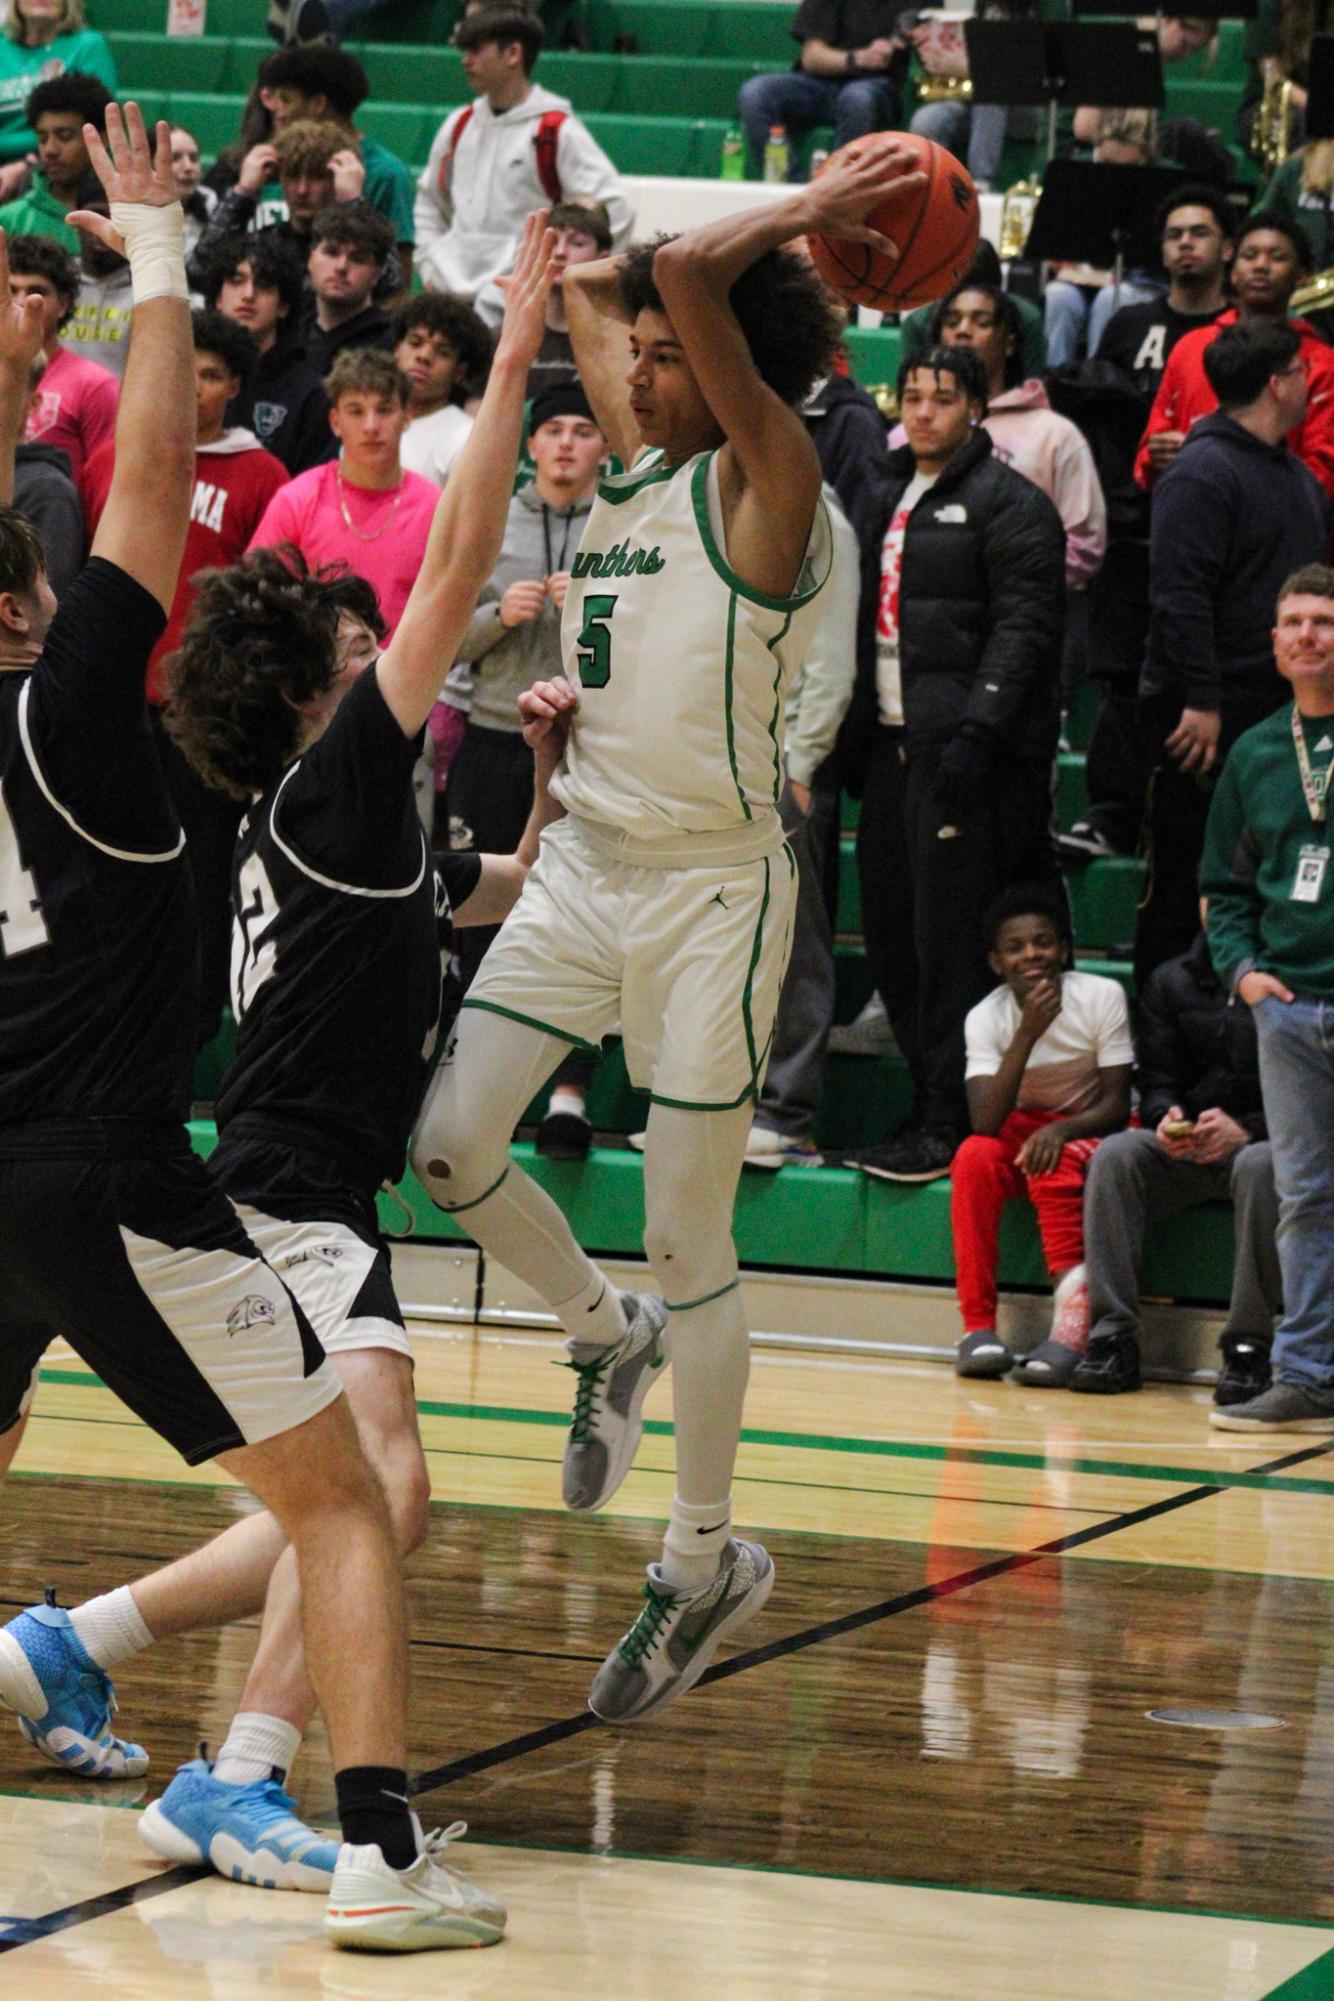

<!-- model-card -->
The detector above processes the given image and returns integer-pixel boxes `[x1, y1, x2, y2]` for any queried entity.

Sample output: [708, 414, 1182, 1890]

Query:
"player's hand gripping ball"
[809, 131, 980, 312]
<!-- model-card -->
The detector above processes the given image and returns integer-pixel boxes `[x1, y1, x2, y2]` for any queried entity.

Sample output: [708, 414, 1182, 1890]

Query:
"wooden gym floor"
[3, 1317, 1334, 1999]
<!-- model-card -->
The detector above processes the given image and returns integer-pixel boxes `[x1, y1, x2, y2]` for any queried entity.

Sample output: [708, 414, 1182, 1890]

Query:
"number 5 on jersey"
[576, 594, 617, 690]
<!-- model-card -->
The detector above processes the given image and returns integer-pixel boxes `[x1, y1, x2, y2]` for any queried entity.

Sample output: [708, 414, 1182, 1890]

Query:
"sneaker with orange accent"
[325, 1821, 506, 1952]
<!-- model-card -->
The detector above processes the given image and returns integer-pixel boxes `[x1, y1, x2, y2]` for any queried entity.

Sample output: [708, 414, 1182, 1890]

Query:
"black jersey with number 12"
[215, 664, 481, 1193]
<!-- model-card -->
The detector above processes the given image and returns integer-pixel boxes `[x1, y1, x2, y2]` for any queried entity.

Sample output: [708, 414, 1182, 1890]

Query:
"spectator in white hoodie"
[414, 5, 632, 303]
[926, 281, 1107, 589]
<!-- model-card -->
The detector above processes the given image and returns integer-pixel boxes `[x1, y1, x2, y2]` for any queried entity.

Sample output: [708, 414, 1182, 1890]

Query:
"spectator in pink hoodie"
[925, 281, 1107, 590]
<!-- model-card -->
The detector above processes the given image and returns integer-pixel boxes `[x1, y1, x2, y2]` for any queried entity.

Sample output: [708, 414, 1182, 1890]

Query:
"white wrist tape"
[109, 200, 188, 304]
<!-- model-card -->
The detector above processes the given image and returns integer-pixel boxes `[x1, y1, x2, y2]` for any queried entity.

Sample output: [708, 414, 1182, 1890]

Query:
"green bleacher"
[91, 0, 1236, 1309]
[97, 2, 1256, 192]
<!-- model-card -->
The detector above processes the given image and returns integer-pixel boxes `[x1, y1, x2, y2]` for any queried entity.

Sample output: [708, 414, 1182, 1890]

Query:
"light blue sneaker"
[0, 1599, 148, 1778]
[139, 1757, 340, 1892]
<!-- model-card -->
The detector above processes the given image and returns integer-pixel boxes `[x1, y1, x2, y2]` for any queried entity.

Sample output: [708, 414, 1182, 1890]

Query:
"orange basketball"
[809, 132, 980, 312]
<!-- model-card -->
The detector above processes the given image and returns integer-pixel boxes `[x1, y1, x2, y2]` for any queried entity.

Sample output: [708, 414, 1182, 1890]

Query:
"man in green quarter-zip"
[1205, 563, 1334, 1435]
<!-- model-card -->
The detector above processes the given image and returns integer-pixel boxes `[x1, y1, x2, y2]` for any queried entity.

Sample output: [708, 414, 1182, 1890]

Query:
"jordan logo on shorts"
[227, 1294, 278, 1336]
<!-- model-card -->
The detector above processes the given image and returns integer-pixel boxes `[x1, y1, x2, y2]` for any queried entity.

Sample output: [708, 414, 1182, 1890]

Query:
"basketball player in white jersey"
[412, 139, 924, 1720]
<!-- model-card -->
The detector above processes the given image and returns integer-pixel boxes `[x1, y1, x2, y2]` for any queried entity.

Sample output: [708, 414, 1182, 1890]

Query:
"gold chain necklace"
[337, 466, 403, 542]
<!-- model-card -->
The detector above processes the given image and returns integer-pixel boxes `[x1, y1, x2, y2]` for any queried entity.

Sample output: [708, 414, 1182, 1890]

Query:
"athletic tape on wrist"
[109, 200, 188, 304]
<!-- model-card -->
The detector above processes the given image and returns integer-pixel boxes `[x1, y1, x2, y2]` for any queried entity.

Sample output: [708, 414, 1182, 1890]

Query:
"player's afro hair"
[617, 235, 840, 410]
[165, 548, 387, 800]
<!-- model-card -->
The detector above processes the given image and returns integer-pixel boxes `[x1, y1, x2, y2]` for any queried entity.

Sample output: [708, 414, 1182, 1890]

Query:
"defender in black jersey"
[0, 114, 561, 1955]
[28, 216, 565, 1923]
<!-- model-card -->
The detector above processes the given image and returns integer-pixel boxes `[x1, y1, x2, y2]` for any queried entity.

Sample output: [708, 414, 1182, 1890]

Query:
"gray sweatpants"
[1084, 1129, 1280, 1347]
[753, 781, 839, 1140]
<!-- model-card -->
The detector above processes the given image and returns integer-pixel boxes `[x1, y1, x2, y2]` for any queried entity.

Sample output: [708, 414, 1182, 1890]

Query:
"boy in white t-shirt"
[952, 885, 1134, 1385]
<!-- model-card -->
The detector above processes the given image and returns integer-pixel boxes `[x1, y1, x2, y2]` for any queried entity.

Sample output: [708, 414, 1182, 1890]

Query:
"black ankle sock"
[334, 1766, 417, 1869]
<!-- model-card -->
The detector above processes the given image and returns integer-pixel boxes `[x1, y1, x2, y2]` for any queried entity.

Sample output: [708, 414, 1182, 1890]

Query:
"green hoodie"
[0, 31, 118, 160]
[1202, 704, 1334, 999]
[0, 172, 79, 253]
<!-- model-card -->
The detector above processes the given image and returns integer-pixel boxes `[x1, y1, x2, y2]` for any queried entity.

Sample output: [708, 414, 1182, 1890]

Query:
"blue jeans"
[1045, 276, 1162, 367]
[908, 99, 1007, 186]
[1253, 994, 1334, 1398]
[737, 70, 901, 176]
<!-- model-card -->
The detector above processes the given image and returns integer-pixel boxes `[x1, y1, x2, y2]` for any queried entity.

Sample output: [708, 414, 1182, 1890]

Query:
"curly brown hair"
[164, 549, 387, 801]
[617, 235, 840, 409]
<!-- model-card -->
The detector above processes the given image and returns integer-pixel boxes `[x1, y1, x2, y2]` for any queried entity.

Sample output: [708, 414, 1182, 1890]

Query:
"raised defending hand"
[801, 136, 928, 260]
[67, 103, 179, 257]
[519, 674, 578, 757]
[0, 229, 50, 381]
[494, 211, 558, 370]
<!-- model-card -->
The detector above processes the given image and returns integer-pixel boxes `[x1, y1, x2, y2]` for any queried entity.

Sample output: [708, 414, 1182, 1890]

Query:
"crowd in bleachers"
[3, 0, 1333, 1431]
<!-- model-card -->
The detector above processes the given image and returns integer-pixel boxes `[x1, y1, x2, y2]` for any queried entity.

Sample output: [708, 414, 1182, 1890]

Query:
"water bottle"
[762, 123, 790, 183]
[720, 124, 745, 180]
[810, 148, 829, 178]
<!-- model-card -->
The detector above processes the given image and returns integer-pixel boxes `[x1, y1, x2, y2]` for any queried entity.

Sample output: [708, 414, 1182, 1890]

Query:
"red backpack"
[436, 104, 566, 206]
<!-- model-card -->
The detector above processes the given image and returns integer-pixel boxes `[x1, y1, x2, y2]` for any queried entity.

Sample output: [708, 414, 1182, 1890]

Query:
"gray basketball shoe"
[589, 1538, 774, 1722]
[561, 1292, 669, 1511]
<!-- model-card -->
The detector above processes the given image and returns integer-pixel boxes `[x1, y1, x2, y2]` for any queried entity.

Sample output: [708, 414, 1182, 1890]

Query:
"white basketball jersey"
[552, 448, 833, 862]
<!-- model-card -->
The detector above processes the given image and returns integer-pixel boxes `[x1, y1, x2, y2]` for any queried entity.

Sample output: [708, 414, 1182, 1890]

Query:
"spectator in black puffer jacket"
[839, 344, 1066, 1184]
[1074, 928, 1279, 1405]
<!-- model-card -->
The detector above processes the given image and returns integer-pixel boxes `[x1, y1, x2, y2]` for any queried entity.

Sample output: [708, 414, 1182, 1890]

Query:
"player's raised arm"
[376, 214, 555, 740]
[561, 255, 640, 470]
[651, 140, 923, 563]
[0, 229, 47, 506]
[71, 105, 194, 615]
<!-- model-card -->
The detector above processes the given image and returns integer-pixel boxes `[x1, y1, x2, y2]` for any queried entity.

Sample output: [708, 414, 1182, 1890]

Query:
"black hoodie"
[1142, 411, 1327, 715]
[227, 324, 336, 476]
[14, 441, 83, 596]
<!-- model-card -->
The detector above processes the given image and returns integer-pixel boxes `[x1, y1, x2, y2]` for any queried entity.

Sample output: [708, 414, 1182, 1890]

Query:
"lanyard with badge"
[1291, 704, 1333, 901]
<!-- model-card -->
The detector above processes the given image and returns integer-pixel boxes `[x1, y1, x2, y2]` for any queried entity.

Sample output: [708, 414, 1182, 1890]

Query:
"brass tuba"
[1291, 266, 1334, 315]
[917, 73, 974, 103]
[1252, 70, 1295, 178]
[999, 177, 1040, 260]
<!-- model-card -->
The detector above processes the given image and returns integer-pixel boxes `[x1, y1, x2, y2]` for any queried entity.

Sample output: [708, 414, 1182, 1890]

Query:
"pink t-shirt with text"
[247, 460, 440, 636]
[25, 345, 119, 487]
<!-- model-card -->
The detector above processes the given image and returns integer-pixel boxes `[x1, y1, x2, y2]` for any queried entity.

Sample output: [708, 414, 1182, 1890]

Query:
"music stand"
[1023, 157, 1190, 309]
[1305, 32, 1334, 141]
[965, 20, 1165, 159]
[1069, 0, 1256, 15]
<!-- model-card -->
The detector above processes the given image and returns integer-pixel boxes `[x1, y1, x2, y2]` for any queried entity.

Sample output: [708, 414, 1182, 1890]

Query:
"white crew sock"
[69, 1586, 154, 1670]
[214, 1711, 303, 1787]
[660, 1493, 733, 1592]
[547, 1086, 588, 1120]
[559, 1269, 629, 1350]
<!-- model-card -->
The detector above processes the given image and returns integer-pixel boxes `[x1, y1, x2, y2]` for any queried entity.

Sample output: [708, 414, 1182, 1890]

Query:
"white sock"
[660, 1493, 733, 1592]
[69, 1586, 154, 1670]
[560, 1269, 628, 1350]
[1053, 1264, 1087, 1309]
[547, 1086, 588, 1120]
[214, 1712, 303, 1787]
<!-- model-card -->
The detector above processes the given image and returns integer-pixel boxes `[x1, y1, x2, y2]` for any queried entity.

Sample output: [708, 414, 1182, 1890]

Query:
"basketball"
[808, 132, 981, 312]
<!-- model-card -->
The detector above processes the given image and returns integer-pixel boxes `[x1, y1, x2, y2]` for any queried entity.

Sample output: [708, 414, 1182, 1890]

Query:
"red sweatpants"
[950, 1109, 1102, 1333]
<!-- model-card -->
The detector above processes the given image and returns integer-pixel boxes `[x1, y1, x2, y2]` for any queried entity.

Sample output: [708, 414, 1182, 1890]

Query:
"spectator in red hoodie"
[81, 310, 290, 1048]
[1134, 214, 1334, 500]
[8, 231, 117, 486]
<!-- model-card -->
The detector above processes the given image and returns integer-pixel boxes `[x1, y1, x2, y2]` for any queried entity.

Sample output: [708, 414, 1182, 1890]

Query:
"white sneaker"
[324, 1821, 506, 1952]
[743, 1125, 824, 1171]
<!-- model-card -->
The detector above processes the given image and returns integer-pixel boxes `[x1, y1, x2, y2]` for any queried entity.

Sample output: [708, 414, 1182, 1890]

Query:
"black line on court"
[0, 1865, 200, 1953]
[408, 1435, 1334, 1797]
[4, 1437, 1330, 1949]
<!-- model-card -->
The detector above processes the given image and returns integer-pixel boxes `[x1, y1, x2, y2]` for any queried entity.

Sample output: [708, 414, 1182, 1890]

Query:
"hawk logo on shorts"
[283, 1246, 344, 1271]
[227, 1294, 278, 1336]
